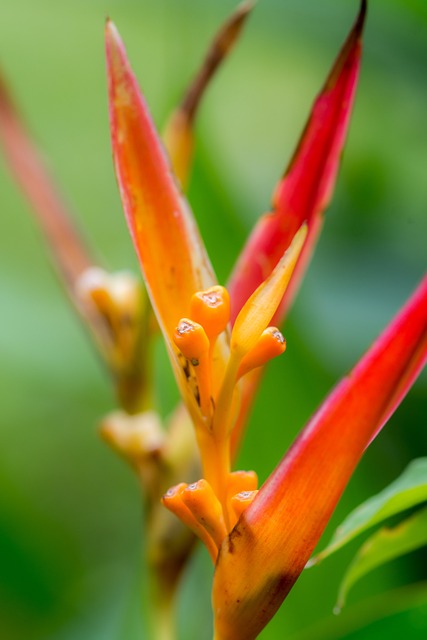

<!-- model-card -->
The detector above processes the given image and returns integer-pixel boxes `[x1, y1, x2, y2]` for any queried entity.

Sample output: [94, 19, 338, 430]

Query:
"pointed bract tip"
[105, 16, 121, 41]
[105, 18, 120, 60]
[356, 0, 368, 38]
[105, 18, 123, 51]
[226, 0, 256, 39]
[237, 0, 257, 18]
[323, 0, 366, 93]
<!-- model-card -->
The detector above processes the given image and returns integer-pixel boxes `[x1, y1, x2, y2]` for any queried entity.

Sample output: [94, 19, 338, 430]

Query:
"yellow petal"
[231, 224, 307, 358]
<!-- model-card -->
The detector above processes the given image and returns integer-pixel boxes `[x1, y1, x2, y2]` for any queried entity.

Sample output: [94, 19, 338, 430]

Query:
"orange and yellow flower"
[104, 1, 427, 637]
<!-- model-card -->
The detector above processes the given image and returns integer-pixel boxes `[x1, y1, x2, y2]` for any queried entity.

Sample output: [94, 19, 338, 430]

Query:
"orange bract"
[106, 20, 217, 342]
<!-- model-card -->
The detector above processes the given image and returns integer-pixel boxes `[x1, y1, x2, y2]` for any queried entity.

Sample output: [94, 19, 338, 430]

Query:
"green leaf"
[289, 580, 427, 640]
[311, 458, 427, 564]
[335, 506, 427, 611]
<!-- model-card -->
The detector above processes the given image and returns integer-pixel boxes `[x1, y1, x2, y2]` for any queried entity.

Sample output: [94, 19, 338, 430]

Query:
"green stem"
[149, 594, 176, 640]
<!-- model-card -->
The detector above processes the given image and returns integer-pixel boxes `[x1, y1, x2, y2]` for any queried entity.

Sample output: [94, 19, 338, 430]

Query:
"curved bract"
[213, 276, 427, 640]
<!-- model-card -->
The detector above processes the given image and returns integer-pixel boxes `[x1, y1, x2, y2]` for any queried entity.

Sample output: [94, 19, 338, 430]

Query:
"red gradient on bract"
[228, 1, 367, 326]
[213, 272, 427, 640]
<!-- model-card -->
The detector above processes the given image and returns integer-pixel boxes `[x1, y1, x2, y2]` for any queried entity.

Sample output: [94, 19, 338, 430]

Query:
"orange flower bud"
[237, 327, 286, 379]
[190, 286, 230, 340]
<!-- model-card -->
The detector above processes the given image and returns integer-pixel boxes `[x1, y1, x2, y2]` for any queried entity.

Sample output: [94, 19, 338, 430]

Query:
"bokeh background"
[0, 0, 426, 638]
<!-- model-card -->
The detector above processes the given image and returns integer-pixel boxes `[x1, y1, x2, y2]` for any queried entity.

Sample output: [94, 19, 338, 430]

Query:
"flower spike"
[213, 274, 427, 640]
[228, 0, 367, 325]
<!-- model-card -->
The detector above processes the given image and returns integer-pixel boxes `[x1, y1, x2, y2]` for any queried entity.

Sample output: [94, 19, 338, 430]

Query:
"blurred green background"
[0, 0, 426, 638]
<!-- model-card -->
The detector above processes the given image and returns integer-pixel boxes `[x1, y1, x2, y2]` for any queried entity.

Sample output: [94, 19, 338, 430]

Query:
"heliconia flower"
[106, 15, 314, 569]
[105, 18, 306, 446]
[105, 1, 427, 638]
[212, 275, 427, 640]
[105, 0, 366, 440]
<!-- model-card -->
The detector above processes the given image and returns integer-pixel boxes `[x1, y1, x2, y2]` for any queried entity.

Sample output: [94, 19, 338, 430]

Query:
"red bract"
[228, 0, 367, 453]
[228, 0, 367, 325]
[212, 276, 427, 640]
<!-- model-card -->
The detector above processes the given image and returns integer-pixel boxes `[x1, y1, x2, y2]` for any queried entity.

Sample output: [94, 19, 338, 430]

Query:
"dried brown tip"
[180, 0, 255, 123]
[357, 0, 368, 35]
[324, 0, 367, 92]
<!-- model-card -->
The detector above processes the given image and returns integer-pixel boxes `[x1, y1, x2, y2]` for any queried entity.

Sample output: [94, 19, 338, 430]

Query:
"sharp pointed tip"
[224, 0, 256, 41]
[105, 18, 114, 47]
[238, 0, 257, 17]
[346, 0, 368, 47]
[322, 0, 367, 92]
[105, 19, 127, 78]
[221, 0, 256, 42]
[105, 17, 121, 47]
[355, 0, 368, 38]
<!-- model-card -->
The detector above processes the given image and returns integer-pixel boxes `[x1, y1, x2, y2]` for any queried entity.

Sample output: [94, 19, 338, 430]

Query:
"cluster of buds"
[164, 228, 304, 555]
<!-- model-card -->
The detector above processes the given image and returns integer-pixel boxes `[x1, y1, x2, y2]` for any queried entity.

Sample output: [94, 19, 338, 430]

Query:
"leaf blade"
[312, 458, 427, 564]
[336, 506, 427, 610]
